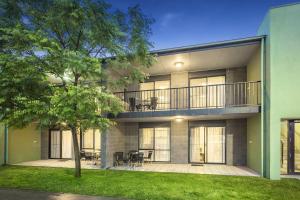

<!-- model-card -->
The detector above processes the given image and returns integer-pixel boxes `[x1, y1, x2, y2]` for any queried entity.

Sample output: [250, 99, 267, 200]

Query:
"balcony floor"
[115, 106, 260, 122]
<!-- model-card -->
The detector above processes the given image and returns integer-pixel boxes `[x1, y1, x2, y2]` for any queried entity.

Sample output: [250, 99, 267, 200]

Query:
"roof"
[151, 36, 265, 56]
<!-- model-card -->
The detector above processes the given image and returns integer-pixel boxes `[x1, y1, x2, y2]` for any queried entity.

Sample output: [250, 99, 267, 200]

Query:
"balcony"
[114, 81, 261, 119]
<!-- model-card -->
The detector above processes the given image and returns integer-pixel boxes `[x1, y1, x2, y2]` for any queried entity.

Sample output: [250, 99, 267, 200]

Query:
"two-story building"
[1, 3, 300, 180]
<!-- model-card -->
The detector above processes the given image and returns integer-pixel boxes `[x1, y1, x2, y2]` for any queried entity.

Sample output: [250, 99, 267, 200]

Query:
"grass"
[0, 166, 299, 200]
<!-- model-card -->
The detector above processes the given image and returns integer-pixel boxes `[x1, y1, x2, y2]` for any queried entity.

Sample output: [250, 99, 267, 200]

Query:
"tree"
[0, 0, 155, 177]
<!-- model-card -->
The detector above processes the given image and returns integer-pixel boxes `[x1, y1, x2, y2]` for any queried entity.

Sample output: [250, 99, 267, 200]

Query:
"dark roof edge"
[270, 2, 300, 10]
[151, 35, 265, 56]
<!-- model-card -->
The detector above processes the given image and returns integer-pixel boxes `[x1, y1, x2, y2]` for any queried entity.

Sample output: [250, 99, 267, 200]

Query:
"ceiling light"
[175, 117, 184, 122]
[174, 62, 184, 68]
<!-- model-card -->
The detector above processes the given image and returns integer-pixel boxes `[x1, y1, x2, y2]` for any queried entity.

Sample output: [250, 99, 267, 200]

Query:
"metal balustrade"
[114, 81, 261, 112]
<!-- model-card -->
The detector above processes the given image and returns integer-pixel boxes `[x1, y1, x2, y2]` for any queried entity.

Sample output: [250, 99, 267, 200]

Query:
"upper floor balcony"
[111, 36, 263, 121]
[114, 81, 261, 120]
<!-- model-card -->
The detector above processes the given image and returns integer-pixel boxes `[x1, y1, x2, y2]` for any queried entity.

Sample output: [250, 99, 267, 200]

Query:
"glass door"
[189, 76, 225, 108]
[190, 127, 205, 163]
[206, 127, 226, 163]
[139, 127, 170, 161]
[140, 80, 170, 110]
[49, 130, 73, 159]
[50, 130, 61, 158]
[190, 126, 225, 163]
[289, 120, 300, 174]
[61, 130, 72, 159]
[154, 127, 170, 161]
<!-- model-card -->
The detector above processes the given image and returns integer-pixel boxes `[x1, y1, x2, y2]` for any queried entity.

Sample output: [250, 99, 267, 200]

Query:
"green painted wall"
[8, 124, 41, 164]
[247, 48, 261, 81]
[246, 48, 262, 174]
[247, 115, 261, 173]
[0, 124, 4, 165]
[258, 3, 300, 179]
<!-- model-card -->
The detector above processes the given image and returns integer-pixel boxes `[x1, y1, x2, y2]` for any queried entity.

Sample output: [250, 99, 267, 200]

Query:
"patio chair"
[85, 152, 94, 163]
[80, 151, 86, 161]
[138, 152, 144, 166]
[144, 151, 153, 164]
[114, 152, 125, 167]
[129, 152, 139, 169]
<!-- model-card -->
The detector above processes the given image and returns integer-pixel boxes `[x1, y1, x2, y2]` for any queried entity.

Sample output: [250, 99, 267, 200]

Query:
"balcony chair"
[129, 97, 136, 112]
[145, 97, 158, 110]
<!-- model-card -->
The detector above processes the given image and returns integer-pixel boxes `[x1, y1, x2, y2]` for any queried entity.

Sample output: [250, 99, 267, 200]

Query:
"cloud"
[160, 12, 182, 27]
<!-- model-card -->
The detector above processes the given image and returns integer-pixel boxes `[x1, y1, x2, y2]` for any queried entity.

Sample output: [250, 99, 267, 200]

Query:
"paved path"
[0, 188, 126, 200]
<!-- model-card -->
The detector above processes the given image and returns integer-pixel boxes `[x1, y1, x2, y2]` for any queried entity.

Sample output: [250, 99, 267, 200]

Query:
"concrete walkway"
[14, 159, 101, 169]
[0, 189, 126, 200]
[112, 163, 259, 176]
[15, 159, 259, 177]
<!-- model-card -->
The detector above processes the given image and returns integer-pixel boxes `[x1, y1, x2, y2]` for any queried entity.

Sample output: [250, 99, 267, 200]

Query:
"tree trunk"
[71, 126, 81, 177]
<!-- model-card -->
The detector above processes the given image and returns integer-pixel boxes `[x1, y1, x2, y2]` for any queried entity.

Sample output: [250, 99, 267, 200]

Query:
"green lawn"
[0, 166, 299, 200]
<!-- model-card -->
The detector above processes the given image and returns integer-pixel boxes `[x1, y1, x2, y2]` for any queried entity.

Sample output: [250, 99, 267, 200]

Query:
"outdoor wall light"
[174, 61, 184, 68]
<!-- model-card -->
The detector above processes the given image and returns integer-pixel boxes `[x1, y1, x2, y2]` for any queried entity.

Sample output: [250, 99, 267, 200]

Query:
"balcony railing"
[114, 81, 261, 112]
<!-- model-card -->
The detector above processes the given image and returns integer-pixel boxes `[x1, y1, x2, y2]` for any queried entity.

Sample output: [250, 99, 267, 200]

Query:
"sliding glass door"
[61, 130, 72, 158]
[190, 126, 225, 163]
[50, 130, 72, 159]
[190, 76, 225, 108]
[82, 129, 101, 153]
[50, 130, 61, 158]
[190, 127, 205, 163]
[288, 120, 300, 174]
[294, 122, 300, 173]
[139, 127, 170, 161]
[140, 80, 170, 110]
[206, 127, 225, 163]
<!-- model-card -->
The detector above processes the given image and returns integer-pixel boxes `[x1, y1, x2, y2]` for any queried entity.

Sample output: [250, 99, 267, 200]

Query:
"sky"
[107, 0, 299, 50]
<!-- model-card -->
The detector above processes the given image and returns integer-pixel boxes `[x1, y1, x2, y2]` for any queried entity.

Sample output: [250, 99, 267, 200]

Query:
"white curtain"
[95, 129, 101, 151]
[155, 81, 170, 109]
[154, 127, 170, 161]
[139, 128, 154, 149]
[140, 82, 154, 108]
[207, 76, 225, 108]
[62, 130, 72, 158]
[139, 127, 170, 161]
[83, 129, 94, 150]
[190, 127, 205, 163]
[140, 80, 170, 110]
[190, 76, 225, 108]
[206, 127, 225, 163]
[295, 123, 300, 172]
[50, 130, 61, 158]
[190, 126, 225, 163]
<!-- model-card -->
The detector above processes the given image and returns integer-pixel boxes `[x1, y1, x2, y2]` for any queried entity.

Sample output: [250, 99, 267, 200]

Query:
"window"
[190, 76, 225, 108]
[139, 127, 170, 161]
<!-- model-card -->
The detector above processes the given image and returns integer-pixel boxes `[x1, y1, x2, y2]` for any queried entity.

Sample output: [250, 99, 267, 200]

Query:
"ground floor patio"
[112, 163, 259, 176]
[14, 159, 101, 169]
[14, 159, 259, 176]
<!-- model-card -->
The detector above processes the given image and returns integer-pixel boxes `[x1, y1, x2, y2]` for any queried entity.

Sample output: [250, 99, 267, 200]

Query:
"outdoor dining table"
[83, 150, 100, 165]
